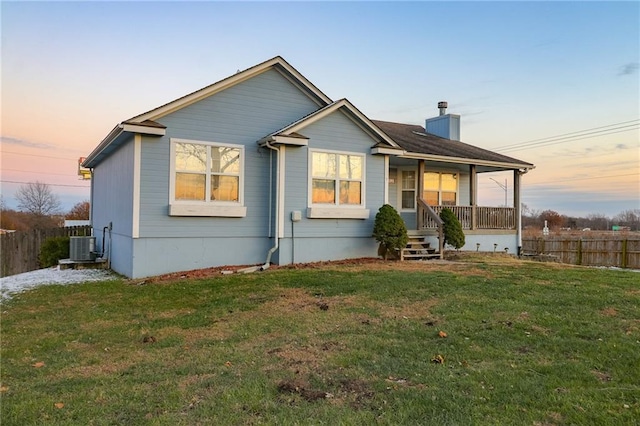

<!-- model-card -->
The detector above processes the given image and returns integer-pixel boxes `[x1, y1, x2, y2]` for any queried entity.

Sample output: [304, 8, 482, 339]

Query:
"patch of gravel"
[0, 267, 118, 302]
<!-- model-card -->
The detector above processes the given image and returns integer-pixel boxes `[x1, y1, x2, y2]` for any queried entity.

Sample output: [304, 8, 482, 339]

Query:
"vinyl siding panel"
[130, 237, 270, 279]
[91, 137, 135, 277]
[136, 68, 319, 240]
[276, 110, 385, 263]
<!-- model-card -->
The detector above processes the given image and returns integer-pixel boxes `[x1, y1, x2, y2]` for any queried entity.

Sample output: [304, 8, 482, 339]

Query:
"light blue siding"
[90, 69, 395, 277]
[274, 110, 386, 264]
[130, 237, 271, 278]
[137, 68, 320, 239]
[277, 237, 378, 265]
[425, 114, 460, 140]
[388, 167, 398, 210]
[91, 137, 135, 277]
[401, 212, 417, 230]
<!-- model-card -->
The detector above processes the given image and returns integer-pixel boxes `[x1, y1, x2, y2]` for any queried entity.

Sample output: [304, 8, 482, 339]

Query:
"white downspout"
[262, 140, 280, 270]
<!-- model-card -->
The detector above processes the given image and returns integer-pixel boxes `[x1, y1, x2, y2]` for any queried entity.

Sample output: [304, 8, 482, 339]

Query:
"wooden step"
[400, 233, 441, 261]
[400, 252, 441, 260]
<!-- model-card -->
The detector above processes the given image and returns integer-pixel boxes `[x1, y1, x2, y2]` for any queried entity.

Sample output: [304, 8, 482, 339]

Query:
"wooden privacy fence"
[522, 236, 640, 269]
[0, 226, 92, 277]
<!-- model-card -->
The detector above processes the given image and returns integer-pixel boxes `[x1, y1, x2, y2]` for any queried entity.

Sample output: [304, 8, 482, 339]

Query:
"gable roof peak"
[127, 56, 332, 124]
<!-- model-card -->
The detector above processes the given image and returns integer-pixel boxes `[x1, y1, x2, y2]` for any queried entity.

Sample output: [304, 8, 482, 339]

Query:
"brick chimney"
[425, 101, 460, 140]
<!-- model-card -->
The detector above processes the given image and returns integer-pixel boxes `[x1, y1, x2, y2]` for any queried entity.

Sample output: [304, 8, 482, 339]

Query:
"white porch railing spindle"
[421, 205, 516, 230]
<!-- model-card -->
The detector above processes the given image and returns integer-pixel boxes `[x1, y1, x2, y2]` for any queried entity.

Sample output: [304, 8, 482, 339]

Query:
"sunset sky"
[1, 1, 638, 218]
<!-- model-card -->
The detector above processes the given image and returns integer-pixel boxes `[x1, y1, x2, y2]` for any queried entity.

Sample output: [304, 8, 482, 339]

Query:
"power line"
[499, 127, 639, 153]
[3, 168, 78, 177]
[477, 171, 638, 187]
[494, 119, 639, 150]
[527, 172, 639, 186]
[0, 180, 90, 188]
[493, 120, 640, 153]
[0, 150, 80, 161]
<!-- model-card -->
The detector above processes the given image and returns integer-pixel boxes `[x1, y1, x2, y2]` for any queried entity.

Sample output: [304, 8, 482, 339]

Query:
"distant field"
[1, 256, 639, 425]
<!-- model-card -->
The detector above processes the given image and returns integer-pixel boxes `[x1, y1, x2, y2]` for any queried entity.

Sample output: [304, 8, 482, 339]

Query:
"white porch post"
[384, 155, 389, 205]
[470, 165, 477, 230]
[514, 169, 522, 255]
[417, 160, 425, 230]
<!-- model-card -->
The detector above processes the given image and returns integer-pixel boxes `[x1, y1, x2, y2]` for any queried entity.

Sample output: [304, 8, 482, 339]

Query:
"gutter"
[400, 152, 535, 171]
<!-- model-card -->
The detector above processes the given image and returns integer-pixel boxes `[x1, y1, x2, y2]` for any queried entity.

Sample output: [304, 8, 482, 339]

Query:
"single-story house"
[83, 56, 534, 278]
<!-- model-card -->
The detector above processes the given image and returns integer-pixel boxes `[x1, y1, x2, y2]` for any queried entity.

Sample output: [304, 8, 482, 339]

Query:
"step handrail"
[417, 198, 444, 259]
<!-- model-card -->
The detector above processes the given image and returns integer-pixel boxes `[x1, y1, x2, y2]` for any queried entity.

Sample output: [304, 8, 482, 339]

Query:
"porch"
[418, 204, 516, 230]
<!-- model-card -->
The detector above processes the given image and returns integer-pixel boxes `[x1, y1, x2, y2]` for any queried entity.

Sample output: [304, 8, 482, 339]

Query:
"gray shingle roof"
[372, 120, 533, 168]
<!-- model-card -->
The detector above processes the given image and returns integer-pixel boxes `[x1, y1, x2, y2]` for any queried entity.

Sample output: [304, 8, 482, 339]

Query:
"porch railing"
[419, 205, 516, 230]
[417, 198, 444, 258]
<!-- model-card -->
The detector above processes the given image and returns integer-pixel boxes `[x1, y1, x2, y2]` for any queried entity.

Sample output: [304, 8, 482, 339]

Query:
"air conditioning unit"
[70, 236, 96, 261]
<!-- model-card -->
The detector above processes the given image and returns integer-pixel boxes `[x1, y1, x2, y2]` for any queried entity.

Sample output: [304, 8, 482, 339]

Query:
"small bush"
[373, 204, 408, 260]
[39, 236, 70, 267]
[440, 208, 465, 250]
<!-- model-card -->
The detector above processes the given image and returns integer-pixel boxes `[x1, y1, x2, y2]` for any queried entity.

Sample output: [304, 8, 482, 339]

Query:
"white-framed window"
[399, 168, 417, 211]
[169, 138, 246, 217]
[307, 149, 369, 219]
[423, 171, 458, 206]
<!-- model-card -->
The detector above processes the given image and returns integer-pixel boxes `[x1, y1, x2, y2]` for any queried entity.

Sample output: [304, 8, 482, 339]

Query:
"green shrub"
[372, 204, 408, 260]
[440, 207, 465, 250]
[39, 236, 70, 267]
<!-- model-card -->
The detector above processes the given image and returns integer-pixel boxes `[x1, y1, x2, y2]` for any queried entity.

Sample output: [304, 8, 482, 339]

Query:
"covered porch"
[372, 116, 534, 257]
[416, 163, 523, 231]
[388, 160, 530, 259]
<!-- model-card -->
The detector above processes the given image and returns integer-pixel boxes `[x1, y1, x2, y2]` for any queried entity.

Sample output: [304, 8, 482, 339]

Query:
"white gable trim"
[263, 99, 400, 149]
[372, 146, 405, 156]
[129, 57, 332, 123]
[259, 134, 310, 147]
[121, 123, 166, 136]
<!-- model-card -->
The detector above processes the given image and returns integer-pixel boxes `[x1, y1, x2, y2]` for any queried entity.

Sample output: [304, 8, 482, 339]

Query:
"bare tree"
[612, 209, 640, 230]
[66, 200, 90, 220]
[15, 181, 61, 216]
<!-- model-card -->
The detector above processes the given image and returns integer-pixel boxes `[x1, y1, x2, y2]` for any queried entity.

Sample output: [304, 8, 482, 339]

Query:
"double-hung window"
[423, 171, 458, 206]
[169, 138, 246, 217]
[308, 149, 369, 219]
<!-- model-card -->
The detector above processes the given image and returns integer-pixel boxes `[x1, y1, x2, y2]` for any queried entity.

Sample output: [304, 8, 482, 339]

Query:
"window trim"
[307, 148, 369, 219]
[398, 167, 418, 212]
[169, 138, 246, 217]
[423, 170, 459, 206]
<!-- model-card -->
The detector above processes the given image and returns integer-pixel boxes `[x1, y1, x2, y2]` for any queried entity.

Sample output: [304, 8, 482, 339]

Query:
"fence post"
[621, 239, 628, 269]
[577, 238, 582, 266]
[538, 238, 545, 255]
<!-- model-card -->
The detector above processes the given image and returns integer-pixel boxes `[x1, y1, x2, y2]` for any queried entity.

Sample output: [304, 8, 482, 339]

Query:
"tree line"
[1, 181, 89, 231]
[522, 204, 640, 231]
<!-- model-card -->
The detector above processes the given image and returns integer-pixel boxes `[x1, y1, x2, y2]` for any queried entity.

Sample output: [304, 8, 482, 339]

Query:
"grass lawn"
[1, 255, 639, 425]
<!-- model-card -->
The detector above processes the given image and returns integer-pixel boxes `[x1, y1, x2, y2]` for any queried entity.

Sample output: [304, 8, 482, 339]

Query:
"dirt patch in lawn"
[276, 376, 375, 408]
[599, 307, 618, 317]
[591, 370, 612, 382]
[379, 298, 439, 320]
